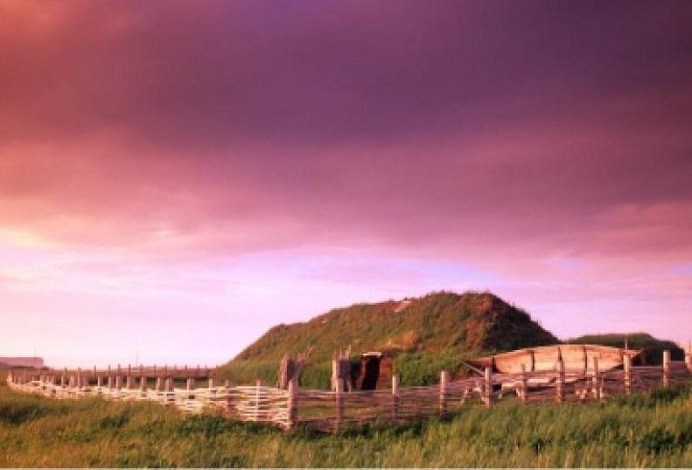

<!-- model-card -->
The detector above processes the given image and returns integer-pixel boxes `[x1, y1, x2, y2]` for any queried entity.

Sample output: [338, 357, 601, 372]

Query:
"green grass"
[567, 332, 685, 364]
[1, 382, 690, 467]
[232, 291, 558, 364]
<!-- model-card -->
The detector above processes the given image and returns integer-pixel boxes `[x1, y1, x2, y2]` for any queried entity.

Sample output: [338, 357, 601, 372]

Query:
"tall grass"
[215, 359, 333, 389]
[1, 383, 690, 467]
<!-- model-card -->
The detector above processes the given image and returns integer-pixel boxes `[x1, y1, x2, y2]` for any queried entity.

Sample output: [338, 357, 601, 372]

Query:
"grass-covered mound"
[568, 332, 685, 364]
[235, 291, 557, 362]
[218, 291, 558, 387]
[1, 380, 690, 467]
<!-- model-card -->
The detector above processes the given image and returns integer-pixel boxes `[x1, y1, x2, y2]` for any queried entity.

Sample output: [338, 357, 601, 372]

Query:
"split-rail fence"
[6, 350, 691, 433]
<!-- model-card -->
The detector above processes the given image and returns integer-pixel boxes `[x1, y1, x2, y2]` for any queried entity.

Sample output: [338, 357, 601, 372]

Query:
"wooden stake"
[520, 363, 528, 404]
[556, 358, 565, 403]
[254, 380, 260, 422]
[662, 350, 670, 388]
[483, 366, 492, 407]
[623, 353, 631, 396]
[225, 379, 233, 415]
[331, 355, 338, 391]
[391, 374, 400, 421]
[335, 378, 344, 429]
[685, 342, 691, 373]
[592, 357, 600, 400]
[439, 370, 449, 416]
[287, 377, 298, 430]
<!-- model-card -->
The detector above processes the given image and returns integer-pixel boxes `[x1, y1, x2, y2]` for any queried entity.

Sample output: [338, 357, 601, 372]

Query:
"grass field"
[1, 377, 690, 467]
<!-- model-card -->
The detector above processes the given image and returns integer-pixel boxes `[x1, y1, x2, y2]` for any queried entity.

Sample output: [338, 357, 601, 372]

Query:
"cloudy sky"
[1, 1, 691, 367]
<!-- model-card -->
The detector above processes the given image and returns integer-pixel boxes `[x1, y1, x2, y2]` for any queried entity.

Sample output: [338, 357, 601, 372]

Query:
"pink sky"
[1, 1, 691, 367]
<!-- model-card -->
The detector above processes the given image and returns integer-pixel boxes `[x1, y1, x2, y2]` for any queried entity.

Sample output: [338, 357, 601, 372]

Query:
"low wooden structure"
[7, 347, 691, 433]
[465, 344, 642, 374]
[53, 364, 212, 380]
[353, 352, 393, 390]
[277, 354, 308, 389]
[331, 351, 353, 392]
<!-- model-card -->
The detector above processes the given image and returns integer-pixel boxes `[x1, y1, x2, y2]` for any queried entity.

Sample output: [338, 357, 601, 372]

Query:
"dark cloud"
[1, 0, 691, 265]
[2, 1, 691, 145]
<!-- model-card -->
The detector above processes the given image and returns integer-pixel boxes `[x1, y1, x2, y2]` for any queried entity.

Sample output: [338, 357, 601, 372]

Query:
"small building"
[0, 357, 45, 369]
[353, 352, 393, 390]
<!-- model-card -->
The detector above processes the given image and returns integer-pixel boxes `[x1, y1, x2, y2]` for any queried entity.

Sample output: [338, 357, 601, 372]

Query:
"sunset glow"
[1, 1, 691, 367]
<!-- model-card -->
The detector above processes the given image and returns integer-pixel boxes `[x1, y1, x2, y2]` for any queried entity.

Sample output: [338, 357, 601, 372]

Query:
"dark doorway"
[360, 355, 381, 390]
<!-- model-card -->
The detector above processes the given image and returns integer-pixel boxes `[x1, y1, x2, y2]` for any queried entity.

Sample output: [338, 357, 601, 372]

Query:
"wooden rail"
[50, 364, 212, 380]
[6, 351, 691, 433]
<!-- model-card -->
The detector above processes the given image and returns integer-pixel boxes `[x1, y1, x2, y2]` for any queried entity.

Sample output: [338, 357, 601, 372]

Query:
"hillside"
[567, 332, 685, 364]
[235, 291, 559, 363]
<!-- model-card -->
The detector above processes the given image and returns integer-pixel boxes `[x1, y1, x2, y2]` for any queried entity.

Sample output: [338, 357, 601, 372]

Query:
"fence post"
[483, 366, 492, 407]
[331, 356, 338, 391]
[335, 378, 344, 430]
[623, 353, 632, 395]
[287, 377, 298, 430]
[592, 357, 600, 400]
[520, 363, 528, 404]
[392, 374, 400, 421]
[662, 350, 670, 388]
[439, 370, 449, 416]
[254, 380, 261, 422]
[556, 358, 565, 403]
[686, 342, 692, 373]
[225, 379, 232, 415]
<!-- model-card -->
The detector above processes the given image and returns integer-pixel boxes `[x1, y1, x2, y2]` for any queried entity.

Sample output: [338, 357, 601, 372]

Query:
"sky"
[1, 0, 691, 367]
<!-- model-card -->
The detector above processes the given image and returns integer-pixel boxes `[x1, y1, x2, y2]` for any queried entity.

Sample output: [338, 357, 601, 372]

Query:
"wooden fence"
[6, 350, 691, 433]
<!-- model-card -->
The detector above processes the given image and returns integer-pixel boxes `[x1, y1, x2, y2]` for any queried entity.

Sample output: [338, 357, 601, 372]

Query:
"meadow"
[1, 377, 690, 467]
